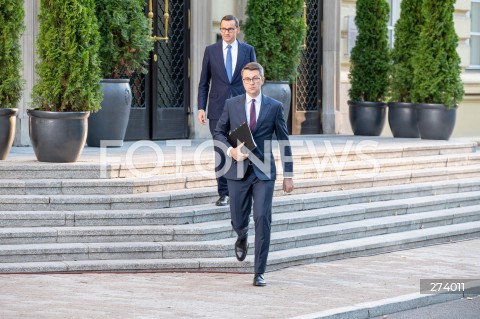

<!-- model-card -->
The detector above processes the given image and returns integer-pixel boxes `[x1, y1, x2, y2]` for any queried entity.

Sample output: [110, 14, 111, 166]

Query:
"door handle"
[148, 0, 169, 43]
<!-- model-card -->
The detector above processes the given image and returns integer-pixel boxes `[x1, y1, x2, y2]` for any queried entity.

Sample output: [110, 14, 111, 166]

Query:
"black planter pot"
[415, 103, 457, 140]
[348, 101, 386, 136]
[87, 79, 132, 147]
[27, 110, 89, 163]
[0, 108, 18, 160]
[387, 102, 420, 138]
[262, 81, 291, 122]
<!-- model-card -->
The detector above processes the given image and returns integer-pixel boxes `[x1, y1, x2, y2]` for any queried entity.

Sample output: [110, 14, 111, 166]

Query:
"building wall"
[457, 0, 480, 137]
[190, 0, 212, 139]
[17, 1, 480, 146]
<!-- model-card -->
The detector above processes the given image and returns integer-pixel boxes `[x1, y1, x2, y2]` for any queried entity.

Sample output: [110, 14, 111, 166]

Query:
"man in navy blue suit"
[214, 62, 294, 286]
[197, 15, 256, 207]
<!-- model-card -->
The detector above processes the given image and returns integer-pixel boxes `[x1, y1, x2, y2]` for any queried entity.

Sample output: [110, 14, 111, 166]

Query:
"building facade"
[16, 0, 480, 146]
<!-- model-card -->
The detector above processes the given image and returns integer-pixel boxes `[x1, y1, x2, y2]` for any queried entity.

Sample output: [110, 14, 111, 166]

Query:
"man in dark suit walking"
[197, 15, 256, 207]
[214, 62, 294, 286]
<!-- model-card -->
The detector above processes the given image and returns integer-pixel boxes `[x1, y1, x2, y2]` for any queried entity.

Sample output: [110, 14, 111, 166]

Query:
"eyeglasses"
[220, 27, 236, 33]
[242, 77, 262, 84]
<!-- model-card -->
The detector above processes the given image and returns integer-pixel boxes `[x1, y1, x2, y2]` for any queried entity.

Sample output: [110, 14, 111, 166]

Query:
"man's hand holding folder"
[227, 122, 256, 161]
[228, 122, 256, 151]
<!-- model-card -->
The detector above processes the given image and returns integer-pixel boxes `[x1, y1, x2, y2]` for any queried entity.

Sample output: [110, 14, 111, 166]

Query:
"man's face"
[220, 19, 239, 44]
[242, 69, 264, 97]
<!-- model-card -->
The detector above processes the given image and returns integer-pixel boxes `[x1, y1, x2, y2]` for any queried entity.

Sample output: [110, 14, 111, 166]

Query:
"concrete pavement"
[0, 238, 479, 319]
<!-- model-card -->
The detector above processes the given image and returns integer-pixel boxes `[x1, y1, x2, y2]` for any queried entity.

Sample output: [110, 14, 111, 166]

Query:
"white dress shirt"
[223, 40, 238, 77]
[227, 93, 262, 157]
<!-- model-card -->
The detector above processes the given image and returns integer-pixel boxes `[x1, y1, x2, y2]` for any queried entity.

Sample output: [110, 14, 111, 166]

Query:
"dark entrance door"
[292, 0, 323, 135]
[125, 0, 190, 140]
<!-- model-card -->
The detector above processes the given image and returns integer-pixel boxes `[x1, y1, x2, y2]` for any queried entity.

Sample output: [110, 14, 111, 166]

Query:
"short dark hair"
[242, 62, 265, 78]
[221, 15, 239, 28]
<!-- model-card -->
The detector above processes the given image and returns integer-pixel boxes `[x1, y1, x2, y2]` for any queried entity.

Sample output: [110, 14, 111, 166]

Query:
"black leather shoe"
[215, 195, 229, 206]
[234, 237, 248, 261]
[253, 273, 266, 286]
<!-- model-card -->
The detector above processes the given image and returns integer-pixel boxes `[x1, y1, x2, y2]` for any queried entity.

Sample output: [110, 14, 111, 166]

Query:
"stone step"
[1, 164, 480, 211]
[0, 200, 480, 250]
[2, 153, 480, 195]
[296, 152, 480, 178]
[1, 191, 479, 246]
[0, 221, 479, 273]
[265, 221, 480, 272]
[1, 178, 479, 227]
[0, 175, 201, 196]
[271, 205, 480, 247]
[0, 139, 477, 273]
[292, 140, 476, 164]
[0, 141, 476, 180]
[159, 205, 480, 260]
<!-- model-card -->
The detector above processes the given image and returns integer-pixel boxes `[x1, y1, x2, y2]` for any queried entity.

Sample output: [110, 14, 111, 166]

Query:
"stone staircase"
[0, 138, 479, 273]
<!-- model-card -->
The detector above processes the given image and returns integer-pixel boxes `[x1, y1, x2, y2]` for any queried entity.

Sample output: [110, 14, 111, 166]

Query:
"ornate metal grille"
[295, 0, 320, 112]
[130, 74, 146, 108]
[155, 0, 186, 109]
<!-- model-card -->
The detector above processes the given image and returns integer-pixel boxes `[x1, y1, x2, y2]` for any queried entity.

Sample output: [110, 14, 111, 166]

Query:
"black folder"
[227, 122, 257, 152]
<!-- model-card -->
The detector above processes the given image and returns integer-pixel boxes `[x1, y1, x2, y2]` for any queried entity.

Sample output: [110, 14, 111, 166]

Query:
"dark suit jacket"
[198, 41, 256, 120]
[213, 94, 293, 181]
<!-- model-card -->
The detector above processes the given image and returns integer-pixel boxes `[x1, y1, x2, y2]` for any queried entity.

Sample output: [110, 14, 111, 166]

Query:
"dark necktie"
[249, 99, 256, 131]
[226, 45, 232, 82]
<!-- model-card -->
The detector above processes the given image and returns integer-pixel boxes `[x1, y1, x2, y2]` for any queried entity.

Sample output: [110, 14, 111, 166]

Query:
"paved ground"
[0, 239, 479, 319]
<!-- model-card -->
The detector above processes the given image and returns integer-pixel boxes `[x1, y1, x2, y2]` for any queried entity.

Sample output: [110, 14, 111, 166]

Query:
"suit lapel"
[214, 42, 229, 82]
[235, 95, 248, 125]
[254, 94, 270, 131]
[232, 41, 245, 81]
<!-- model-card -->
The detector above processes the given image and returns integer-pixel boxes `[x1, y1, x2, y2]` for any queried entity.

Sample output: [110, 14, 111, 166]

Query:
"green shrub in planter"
[348, 0, 390, 102]
[31, 0, 102, 112]
[387, 0, 424, 138]
[347, 0, 390, 136]
[411, 0, 464, 108]
[243, 0, 306, 83]
[411, 0, 463, 140]
[87, 0, 153, 147]
[389, 0, 423, 102]
[0, 0, 25, 109]
[243, 0, 306, 123]
[95, 0, 153, 79]
[0, 0, 24, 160]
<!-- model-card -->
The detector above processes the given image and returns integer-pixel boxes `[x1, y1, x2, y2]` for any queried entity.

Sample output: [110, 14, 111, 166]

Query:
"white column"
[15, 0, 39, 146]
[236, 0, 248, 29]
[322, 0, 342, 134]
[190, 0, 213, 139]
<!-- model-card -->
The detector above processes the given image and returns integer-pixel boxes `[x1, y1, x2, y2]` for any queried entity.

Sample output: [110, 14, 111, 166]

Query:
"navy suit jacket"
[198, 41, 256, 120]
[213, 94, 293, 181]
